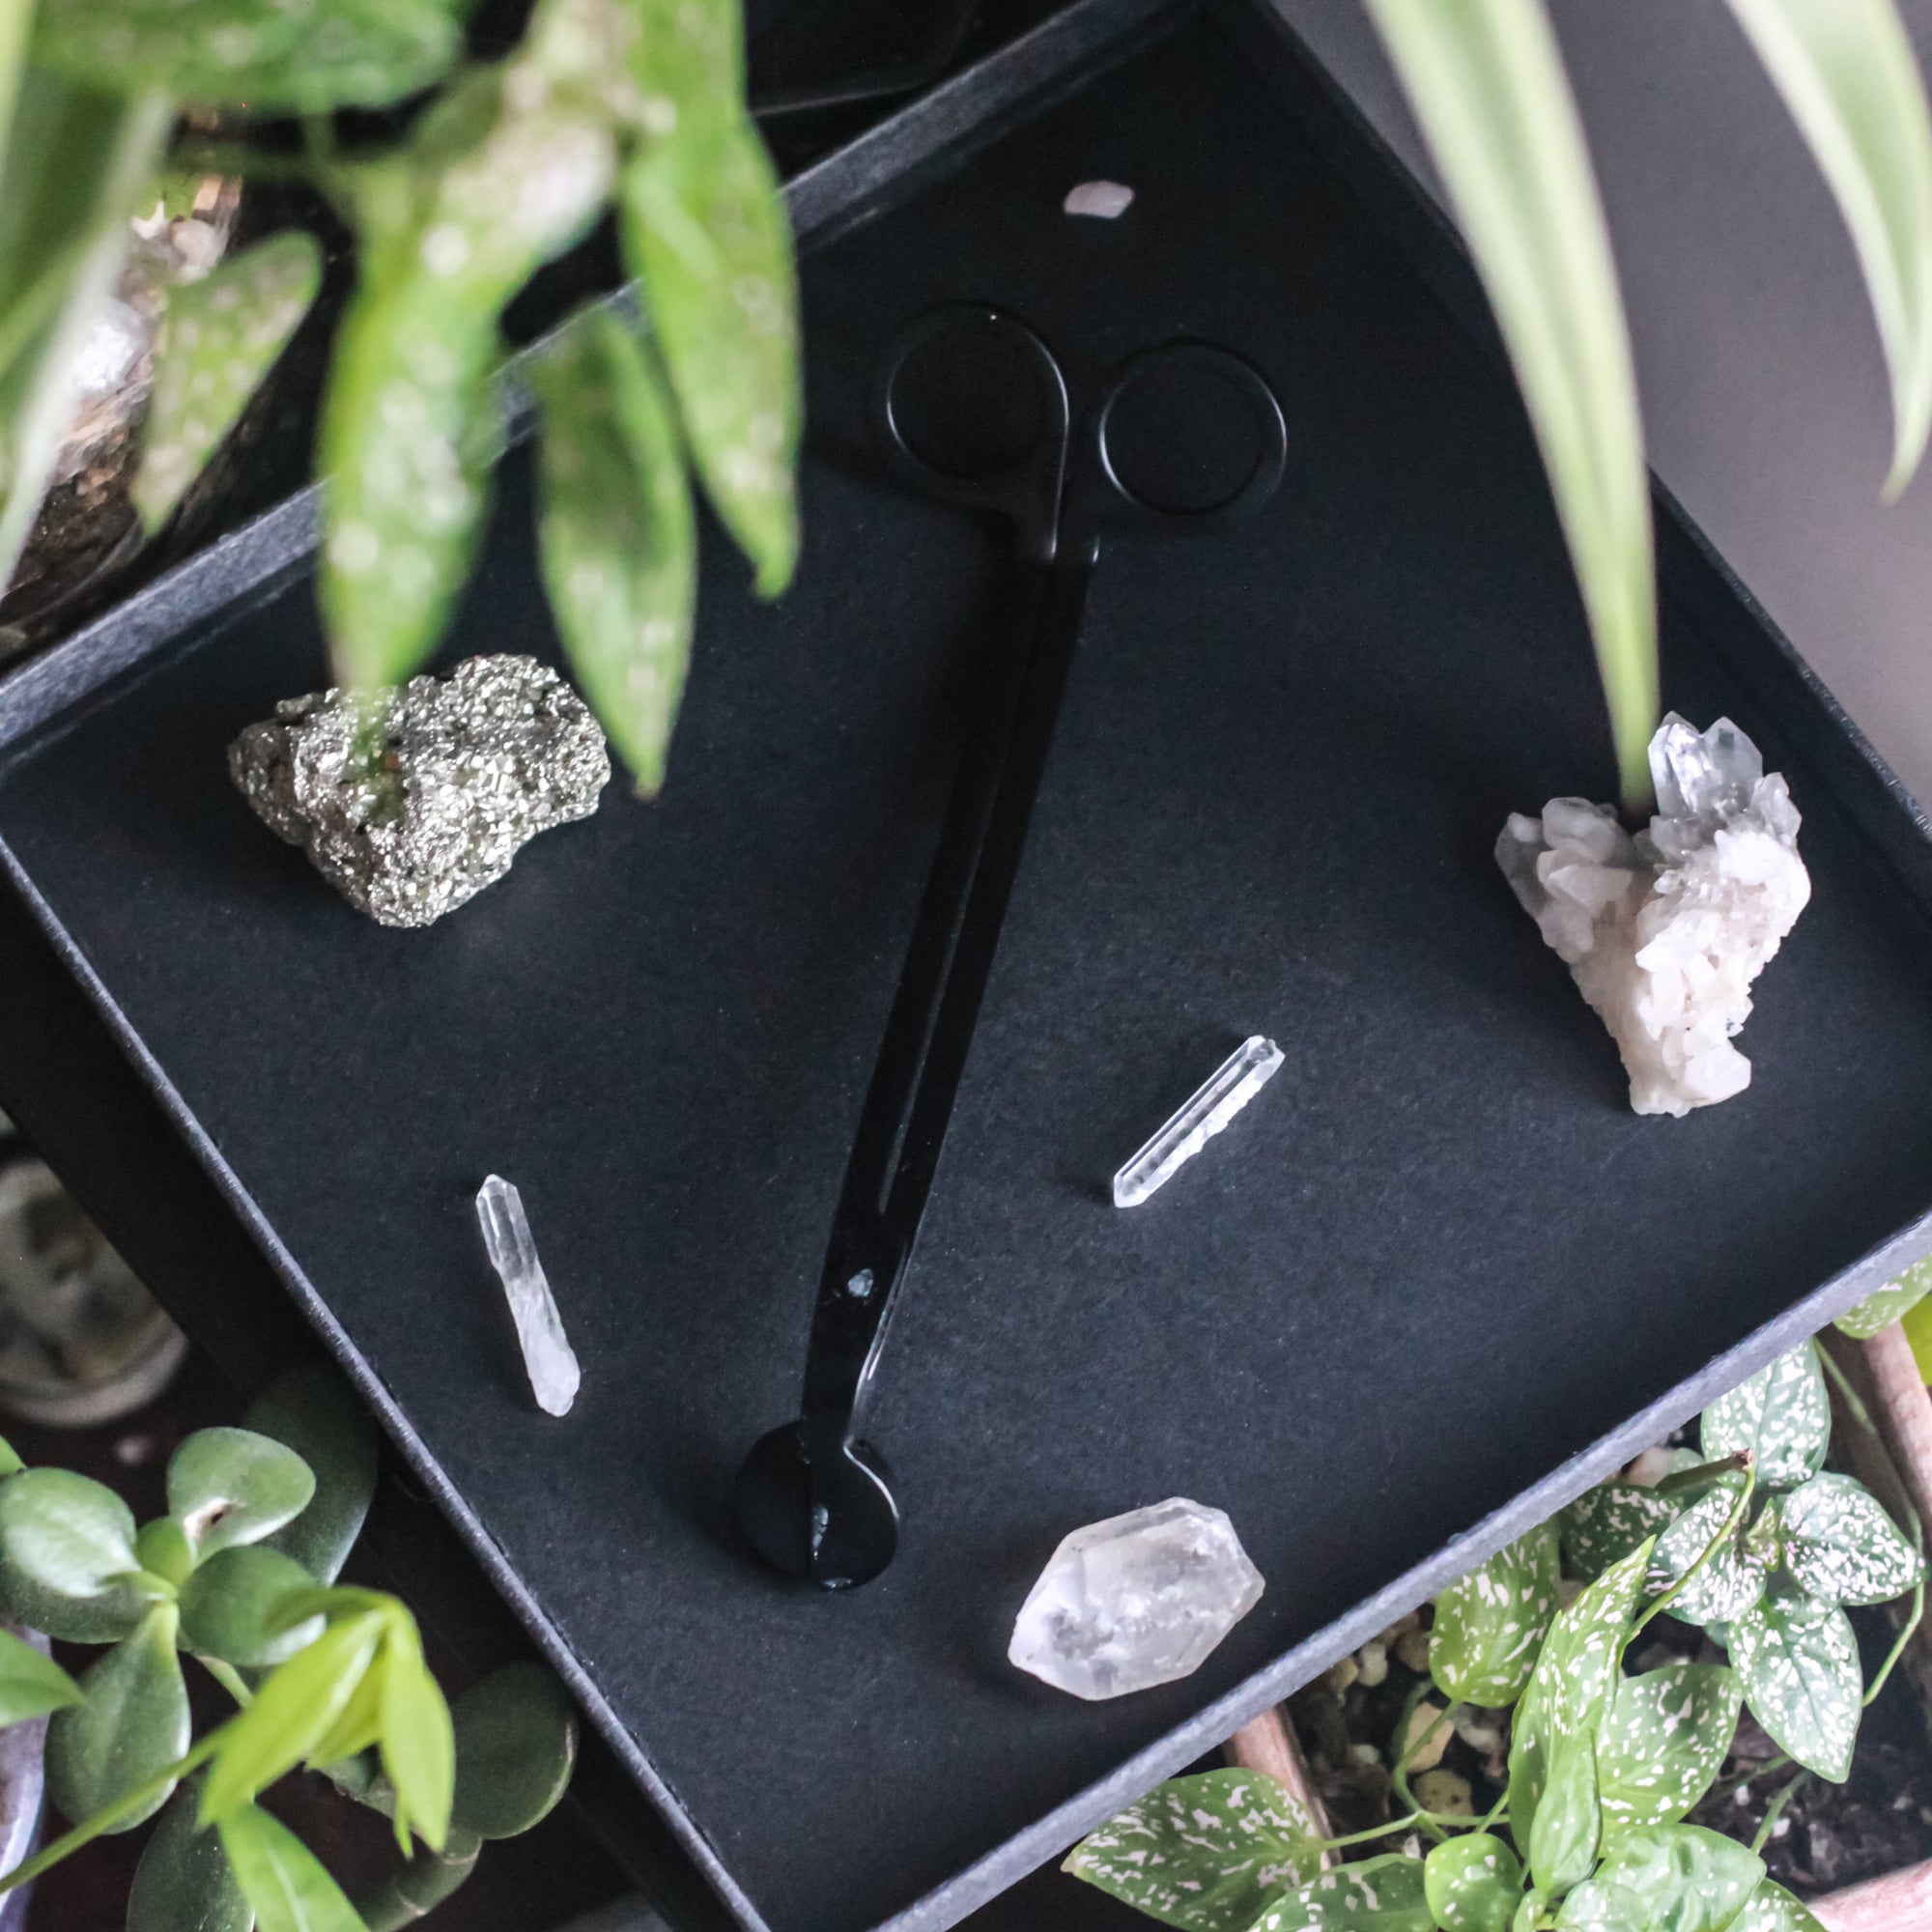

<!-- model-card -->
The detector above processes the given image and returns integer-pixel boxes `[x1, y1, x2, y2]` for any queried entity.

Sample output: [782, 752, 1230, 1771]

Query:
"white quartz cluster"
[1008, 1497, 1263, 1699]
[1495, 715, 1809, 1118]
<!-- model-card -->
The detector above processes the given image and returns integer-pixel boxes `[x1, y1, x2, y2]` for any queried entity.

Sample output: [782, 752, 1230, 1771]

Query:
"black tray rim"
[6, 4, 1932, 1928]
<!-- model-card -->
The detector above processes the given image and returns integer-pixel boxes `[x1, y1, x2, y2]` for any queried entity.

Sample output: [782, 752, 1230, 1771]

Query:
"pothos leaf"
[532, 306, 697, 794]
[1727, 1582, 1861, 1781]
[1779, 1473, 1923, 1605]
[134, 232, 322, 533]
[1595, 1662, 1742, 1834]
[1252, 1854, 1433, 1932]
[1586, 1825, 1763, 1932]
[1431, 1522, 1560, 1708]
[1648, 1474, 1768, 1628]
[1833, 1258, 1932, 1339]
[1559, 1484, 1681, 1584]
[1699, 1348, 1831, 1492]
[621, 111, 800, 595]
[1062, 1768, 1322, 1932]
[1424, 1834, 1523, 1932]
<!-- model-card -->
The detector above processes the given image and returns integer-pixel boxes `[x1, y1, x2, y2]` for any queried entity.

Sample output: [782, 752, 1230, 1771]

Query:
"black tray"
[7, 4, 1932, 1930]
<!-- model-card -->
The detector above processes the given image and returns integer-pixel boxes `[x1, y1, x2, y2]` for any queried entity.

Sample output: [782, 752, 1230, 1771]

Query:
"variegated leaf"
[1587, 1826, 1763, 1932]
[1779, 1473, 1922, 1605]
[1560, 1484, 1681, 1583]
[1595, 1662, 1741, 1833]
[1555, 1880, 1649, 1932]
[1424, 1834, 1522, 1932]
[1527, 1735, 1599, 1897]
[1062, 1769, 1321, 1932]
[1700, 1349, 1830, 1492]
[1833, 1258, 1932, 1338]
[1431, 1522, 1560, 1707]
[1253, 1854, 1433, 1932]
[1728, 1584, 1861, 1781]
[1648, 1474, 1768, 1627]
[1736, 1880, 1830, 1932]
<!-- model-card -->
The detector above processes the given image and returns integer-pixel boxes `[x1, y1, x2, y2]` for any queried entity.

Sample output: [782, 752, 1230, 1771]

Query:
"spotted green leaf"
[1727, 1582, 1861, 1780]
[1833, 1260, 1932, 1338]
[218, 1801, 364, 1932]
[180, 1547, 324, 1667]
[47, 1605, 191, 1832]
[0, 1467, 140, 1599]
[1508, 1542, 1652, 1846]
[1555, 1881, 1649, 1932]
[1648, 1474, 1768, 1627]
[1253, 1854, 1433, 1932]
[134, 233, 322, 533]
[1700, 1349, 1830, 1492]
[1779, 1472, 1921, 1605]
[622, 112, 800, 596]
[1588, 1826, 1764, 1932]
[1431, 1523, 1560, 1707]
[0, 1626, 79, 1725]
[1425, 1833, 1523, 1932]
[1595, 1662, 1741, 1834]
[1528, 1736, 1599, 1898]
[1063, 1769, 1322, 1932]
[533, 307, 697, 794]
[33, 0, 462, 111]
[1735, 1881, 1830, 1932]
[246, 1363, 381, 1589]
[1560, 1484, 1682, 1584]
[128, 1783, 251, 1932]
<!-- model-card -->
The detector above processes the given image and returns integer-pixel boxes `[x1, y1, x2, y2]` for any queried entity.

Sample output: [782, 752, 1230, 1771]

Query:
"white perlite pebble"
[1063, 180, 1134, 218]
[1495, 713, 1810, 1117]
[1008, 1497, 1263, 1699]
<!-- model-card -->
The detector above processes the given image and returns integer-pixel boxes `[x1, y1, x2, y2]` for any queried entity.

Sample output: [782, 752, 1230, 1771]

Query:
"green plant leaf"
[1554, 1881, 1649, 1932]
[1833, 1259, 1932, 1338]
[46, 1605, 190, 1832]
[1559, 1485, 1682, 1584]
[0, 1437, 24, 1480]
[1700, 1349, 1831, 1492]
[180, 1547, 325, 1667]
[1425, 1833, 1523, 1932]
[1779, 1472, 1924, 1605]
[0, 1626, 79, 1724]
[378, 1629, 453, 1853]
[201, 1610, 384, 1824]
[1727, 1583, 1861, 1780]
[134, 232, 323, 534]
[1720, 0, 1932, 497]
[1595, 1662, 1742, 1834]
[1360, 0, 1656, 807]
[1588, 1826, 1763, 1932]
[1253, 1853, 1433, 1932]
[128, 1782, 252, 1932]
[1736, 1880, 1830, 1932]
[245, 1364, 381, 1589]
[1647, 1474, 1767, 1628]
[450, 1661, 578, 1841]
[218, 1801, 365, 1932]
[1508, 1541, 1653, 1846]
[1062, 1768, 1322, 1932]
[33, 0, 462, 111]
[621, 111, 800, 597]
[0, 1554, 147, 1644]
[169, 1429, 317, 1559]
[0, 1466, 140, 1598]
[1528, 1736, 1600, 1898]
[135, 1517, 193, 1590]
[533, 306, 698, 794]
[1431, 1523, 1560, 1707]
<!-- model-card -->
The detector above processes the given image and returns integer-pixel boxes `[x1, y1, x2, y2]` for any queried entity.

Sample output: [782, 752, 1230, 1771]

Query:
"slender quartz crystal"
[1112, 1036, 1284, 1208]
[475, 1176, 582, 1417]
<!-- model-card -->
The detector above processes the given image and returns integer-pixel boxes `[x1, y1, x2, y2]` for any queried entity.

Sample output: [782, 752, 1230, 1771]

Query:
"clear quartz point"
[1112, 1036, 1283, 1208]
[1008, 1497, 1264, 1699]
[475, 1176, 582, 1417]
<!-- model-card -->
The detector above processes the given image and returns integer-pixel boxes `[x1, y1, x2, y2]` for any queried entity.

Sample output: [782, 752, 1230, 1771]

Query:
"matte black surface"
[6, 8, 1932, 1932]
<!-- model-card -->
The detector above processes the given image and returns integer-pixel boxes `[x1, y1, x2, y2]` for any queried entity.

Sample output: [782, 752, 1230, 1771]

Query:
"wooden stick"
[1863, 1323, 1932, 1534]
[1223, 1707, 1336, 1865]
[1811, 1860, 1932, 1932]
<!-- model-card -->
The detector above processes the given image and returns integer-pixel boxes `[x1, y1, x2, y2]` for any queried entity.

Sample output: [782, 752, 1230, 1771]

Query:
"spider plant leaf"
[1722, 0, 1932, 498]
[1362, 0, 1657, 810]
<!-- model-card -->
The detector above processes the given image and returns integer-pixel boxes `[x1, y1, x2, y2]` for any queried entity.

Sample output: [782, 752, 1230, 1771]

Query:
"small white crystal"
[1008, 1497, 1264, 1699]
[475, 1177, 581, 1416]
[1113, 1036, 1283, 1208]
[1495, 714, 1811, 1117]
[1064, 180, 1135, 219]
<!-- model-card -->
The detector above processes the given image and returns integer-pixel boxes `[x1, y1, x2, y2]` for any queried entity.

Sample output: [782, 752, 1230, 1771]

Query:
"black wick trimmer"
[734, 306, 1288, 1587]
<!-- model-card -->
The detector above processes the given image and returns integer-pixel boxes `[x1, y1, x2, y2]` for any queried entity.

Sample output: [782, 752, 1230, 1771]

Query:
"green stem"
[1865, 1536, 1924, 1709]
[1634, 1461, 1755, 1634]
[1387, 1685, 1460, 1843]
[196, 1655, 254, 1708]
[1750, 1770, 1809, 1857]
[1814, 1339, 1875, 1435]
[0, 1730, 224, 1892]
